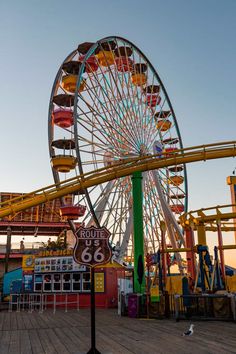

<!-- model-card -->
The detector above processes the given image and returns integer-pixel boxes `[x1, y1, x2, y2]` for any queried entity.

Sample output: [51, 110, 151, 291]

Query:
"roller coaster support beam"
[227, 176, 236, 243]
[197, 222, 206, 245]
[5, 226, 12, 274]
[164, 247, 192, 253]
[220, 245, 236, 250]
[132, 171, 145, 294]
[185, 225, 196, 280]
[216, 220, 225, 282]
[214, 246, 222, 290]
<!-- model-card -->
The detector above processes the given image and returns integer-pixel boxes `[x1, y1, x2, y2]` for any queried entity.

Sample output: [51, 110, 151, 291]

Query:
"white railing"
[8, 292, 79, 313]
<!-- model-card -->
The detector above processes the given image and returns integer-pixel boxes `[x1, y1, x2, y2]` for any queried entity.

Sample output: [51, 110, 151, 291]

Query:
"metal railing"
[8, 292, 80, 313]
[173, 293, 236, 321]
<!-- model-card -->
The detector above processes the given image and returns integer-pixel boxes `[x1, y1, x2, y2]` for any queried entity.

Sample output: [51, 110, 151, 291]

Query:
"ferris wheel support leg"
[132, 171, 145, 294]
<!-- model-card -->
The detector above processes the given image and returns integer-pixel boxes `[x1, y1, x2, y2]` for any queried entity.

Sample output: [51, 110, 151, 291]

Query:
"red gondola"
[170, 204, 184, 214]
[115, 57, 133, 72]
[146, 95, 161, 108]
[78, 55, 98, 73]
[53, 109, 73, 128]
[60, 204, 86, 220]
[164, 147, 178, 157]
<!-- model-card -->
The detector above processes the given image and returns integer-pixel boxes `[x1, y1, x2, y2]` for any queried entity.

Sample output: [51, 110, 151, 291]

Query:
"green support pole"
[132, 171, 145, 294]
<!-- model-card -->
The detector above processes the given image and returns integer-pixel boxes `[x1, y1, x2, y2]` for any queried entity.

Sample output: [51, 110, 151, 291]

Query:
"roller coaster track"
[0, 141, 236, 218]
[179, 204, 236, 228]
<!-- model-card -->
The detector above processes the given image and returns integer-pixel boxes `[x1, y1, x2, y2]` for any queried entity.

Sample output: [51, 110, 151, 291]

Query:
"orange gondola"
[131, 73, 147, 86]
[169, 175, 184, 186]
[156, 119, 172, 131]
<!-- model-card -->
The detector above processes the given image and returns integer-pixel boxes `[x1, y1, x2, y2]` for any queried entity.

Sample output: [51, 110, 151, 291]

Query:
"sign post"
[74, 226, 112, 354]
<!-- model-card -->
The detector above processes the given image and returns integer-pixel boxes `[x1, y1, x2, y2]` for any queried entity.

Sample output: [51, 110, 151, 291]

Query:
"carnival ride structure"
[0, 143, 236, 290]
[1, 37, 236, 293]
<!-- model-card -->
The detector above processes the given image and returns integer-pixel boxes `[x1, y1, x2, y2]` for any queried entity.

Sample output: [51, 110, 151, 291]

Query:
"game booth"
[21, 249, 130, 308]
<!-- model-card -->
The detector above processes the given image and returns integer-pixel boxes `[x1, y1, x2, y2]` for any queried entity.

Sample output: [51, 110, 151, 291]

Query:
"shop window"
[82, 272, 91, 292]
[72, 273, 81, 292]
[62, 273, 71, 291]
[43, 274, 52, 292]
[34, 274, 43, 292]
[53, 273, 61, 292]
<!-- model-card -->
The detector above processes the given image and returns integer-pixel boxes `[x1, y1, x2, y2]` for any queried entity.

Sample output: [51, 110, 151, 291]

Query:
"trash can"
[128, 293, 141, 318]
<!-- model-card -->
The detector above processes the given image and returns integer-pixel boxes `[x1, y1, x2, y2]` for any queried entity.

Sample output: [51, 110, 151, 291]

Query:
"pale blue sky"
[0, 1, 236, 260]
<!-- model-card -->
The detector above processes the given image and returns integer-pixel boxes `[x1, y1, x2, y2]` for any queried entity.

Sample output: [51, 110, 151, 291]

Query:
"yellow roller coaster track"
[179, 204, 236, 227]
[0, 140, 236, 219]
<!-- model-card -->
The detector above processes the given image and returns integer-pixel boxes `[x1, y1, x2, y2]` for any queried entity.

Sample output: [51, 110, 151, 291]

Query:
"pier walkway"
[0, 309, 235, 353]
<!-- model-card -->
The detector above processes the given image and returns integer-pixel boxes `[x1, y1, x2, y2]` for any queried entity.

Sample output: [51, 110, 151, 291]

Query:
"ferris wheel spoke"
[78, 87, 139, 153]
[85, 68, 140, 145]
[76, 104, 134, 156]
[98, 41, 148, 149]
[97, 48, 145, 149]
[143, 172, 162, 247]
[85, 180, 115, 227]
[151, 170, 184, 245]
[118, 213, 133, 261]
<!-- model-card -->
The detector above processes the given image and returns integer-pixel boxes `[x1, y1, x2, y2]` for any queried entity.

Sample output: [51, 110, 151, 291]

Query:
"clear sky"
[0, 1, 236, 264]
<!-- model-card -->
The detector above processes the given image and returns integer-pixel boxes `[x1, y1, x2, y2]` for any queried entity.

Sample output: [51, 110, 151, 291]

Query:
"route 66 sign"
[73, 226, 112, 267]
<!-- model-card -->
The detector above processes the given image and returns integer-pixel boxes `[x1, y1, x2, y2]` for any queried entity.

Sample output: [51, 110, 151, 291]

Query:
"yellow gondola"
[51, 155, 77, 173]
[61, 75, 86, 93]
[96, 50, 115, 66]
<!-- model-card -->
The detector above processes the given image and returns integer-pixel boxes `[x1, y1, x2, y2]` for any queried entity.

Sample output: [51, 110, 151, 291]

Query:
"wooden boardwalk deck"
[0, 309, 235, 353]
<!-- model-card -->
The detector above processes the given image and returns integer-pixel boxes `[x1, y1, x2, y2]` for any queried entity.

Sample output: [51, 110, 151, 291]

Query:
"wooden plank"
[10, 312, 18, 330]
[0, 313, 6, 331]
[8, 329, 20, 354]
[21, 312, 34, 330]
[61, 326, 90, 354]
[46, 328, 70, 354]
[37, 328, 57, 354]
[54, 327, 82, 353]
[96, 330, 133, 354]
[2, 311, 11, 331]
[19, 330, 32, 354]
[28, 329, 45, 354]
[0, 330, 10, 353]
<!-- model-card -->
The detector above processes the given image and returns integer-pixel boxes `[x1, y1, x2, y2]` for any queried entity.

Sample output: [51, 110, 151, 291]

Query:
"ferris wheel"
[48, 36, 188, 263]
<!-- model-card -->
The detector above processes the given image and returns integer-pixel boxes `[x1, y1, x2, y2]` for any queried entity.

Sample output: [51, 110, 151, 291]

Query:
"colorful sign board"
[94, 272, 105, 293]
[22, 255, 35, 270]
[38, 249, 73, 257]
[34, 256, 86, 273]
[74, 226, 112, 267]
